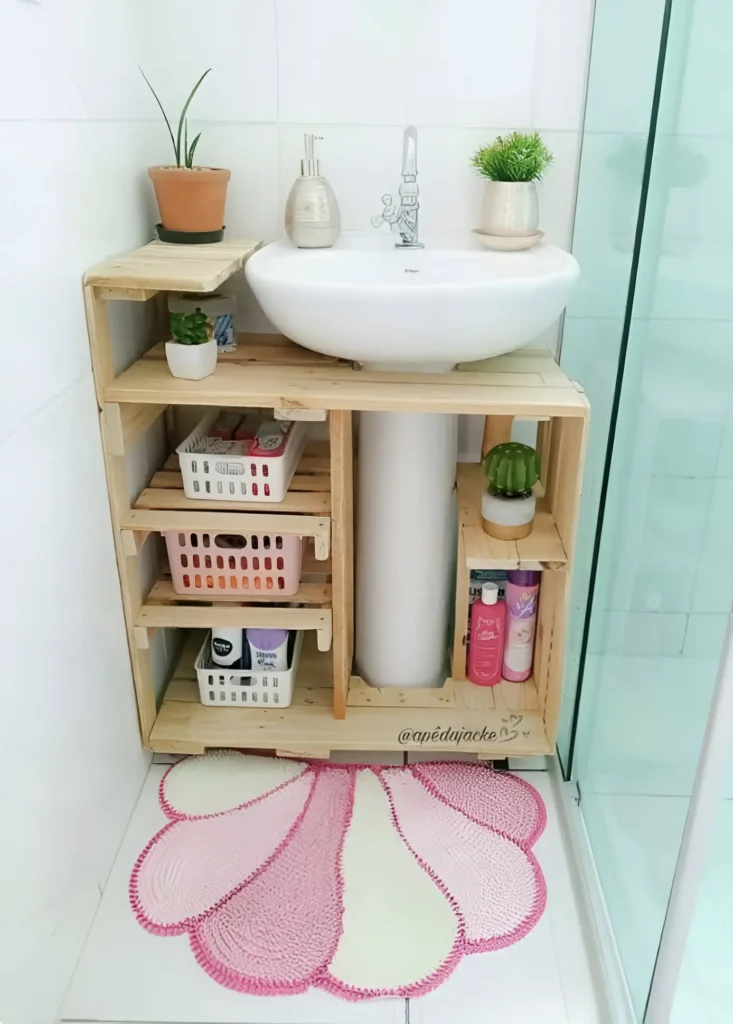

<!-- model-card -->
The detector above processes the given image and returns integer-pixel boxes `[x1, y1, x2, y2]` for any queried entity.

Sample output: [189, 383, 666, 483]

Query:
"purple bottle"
[502, 571, 540, 683]
[246, 628, 289, 672]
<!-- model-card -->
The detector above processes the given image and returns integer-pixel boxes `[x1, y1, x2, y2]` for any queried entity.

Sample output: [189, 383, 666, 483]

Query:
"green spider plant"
[140, 67, 211, 169]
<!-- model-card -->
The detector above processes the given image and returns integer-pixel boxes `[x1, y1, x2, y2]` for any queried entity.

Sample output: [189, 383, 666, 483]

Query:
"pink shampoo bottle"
[467, 582, 506, 686]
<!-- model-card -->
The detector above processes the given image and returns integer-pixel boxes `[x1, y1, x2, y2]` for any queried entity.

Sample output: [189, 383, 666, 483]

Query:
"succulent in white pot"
[472, 132, 553, 237]
[165, 309, 217, 380]
[481, 442, 540, 541]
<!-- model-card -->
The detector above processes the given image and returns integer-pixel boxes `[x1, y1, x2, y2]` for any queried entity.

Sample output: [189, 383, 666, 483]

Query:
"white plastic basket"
[177, 410, 308, 503]
[195, 630, 303, 708]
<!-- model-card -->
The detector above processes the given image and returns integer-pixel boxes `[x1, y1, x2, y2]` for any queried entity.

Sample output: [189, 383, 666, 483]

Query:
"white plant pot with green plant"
[481, 442, 540, 541]
[472, 132, 553, 237]
[165, 310, 218, 380]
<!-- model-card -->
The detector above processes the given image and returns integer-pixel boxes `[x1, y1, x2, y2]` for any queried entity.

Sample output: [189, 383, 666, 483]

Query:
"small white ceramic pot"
[165, 338, 218, 380]
[481, 491, 536, 540]
[480, 181, 539, 237]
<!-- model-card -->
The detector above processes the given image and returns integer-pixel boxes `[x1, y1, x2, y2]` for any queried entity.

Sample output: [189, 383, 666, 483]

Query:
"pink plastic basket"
[164, 530, 303, 597]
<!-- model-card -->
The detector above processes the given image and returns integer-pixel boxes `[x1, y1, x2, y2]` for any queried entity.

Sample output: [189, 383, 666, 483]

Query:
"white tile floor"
[580, 791, 733, 1024]
[62, 766, 605, 1024]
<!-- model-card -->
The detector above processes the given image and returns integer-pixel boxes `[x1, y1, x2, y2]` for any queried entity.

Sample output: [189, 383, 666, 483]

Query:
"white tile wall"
[1, 3, 595, 1019]
[1, 6, 164, 1024]
[404, 1, 537, 128]
[149, 0, 593, 295]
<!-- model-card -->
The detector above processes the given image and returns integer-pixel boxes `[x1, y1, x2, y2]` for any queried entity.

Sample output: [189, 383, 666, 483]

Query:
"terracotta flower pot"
[148, 166, 231, 233]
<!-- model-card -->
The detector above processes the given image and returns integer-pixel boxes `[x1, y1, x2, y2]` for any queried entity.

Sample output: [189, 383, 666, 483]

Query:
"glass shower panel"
[671, 751, 733, 1024]
[569, 0, 733, 1016]
[556, 0, 668, 766]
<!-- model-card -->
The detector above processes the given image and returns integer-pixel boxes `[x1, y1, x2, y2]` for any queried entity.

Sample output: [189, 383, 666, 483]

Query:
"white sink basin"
[245, 233, 579, 370]
[245, 231, 580, 691]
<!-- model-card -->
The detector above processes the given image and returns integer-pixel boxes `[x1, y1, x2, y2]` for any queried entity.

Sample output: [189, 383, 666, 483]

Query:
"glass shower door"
[566, 0, 733, 1017]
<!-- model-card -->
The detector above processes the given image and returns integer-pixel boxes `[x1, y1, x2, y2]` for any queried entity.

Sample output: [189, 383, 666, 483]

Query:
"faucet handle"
[371, 193, 398, 229]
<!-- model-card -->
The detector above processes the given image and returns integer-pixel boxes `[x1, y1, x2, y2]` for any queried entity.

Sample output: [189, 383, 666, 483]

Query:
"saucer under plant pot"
[165, 309, 217, 380]
[472, 132, 553, 246]
[141, 68, 230, 241]
[481, 442, 540, 541]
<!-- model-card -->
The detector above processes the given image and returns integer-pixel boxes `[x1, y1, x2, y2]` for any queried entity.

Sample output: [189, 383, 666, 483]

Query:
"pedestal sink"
[245, 233, 579, 688]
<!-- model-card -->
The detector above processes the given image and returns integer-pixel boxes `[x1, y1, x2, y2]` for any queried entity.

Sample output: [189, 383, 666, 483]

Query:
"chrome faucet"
[371, 125, 425, 248]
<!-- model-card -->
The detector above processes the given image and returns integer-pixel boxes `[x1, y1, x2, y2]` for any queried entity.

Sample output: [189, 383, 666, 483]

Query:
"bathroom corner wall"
[0, 6, 164, 1023]
[143, 0, 594, 456]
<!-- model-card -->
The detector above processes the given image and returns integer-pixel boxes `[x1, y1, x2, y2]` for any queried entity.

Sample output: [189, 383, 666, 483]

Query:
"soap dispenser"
[285, 134, 341, 248]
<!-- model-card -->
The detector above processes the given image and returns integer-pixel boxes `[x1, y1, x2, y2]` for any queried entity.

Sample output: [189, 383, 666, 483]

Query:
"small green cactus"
[483, 442, 539, 499]
[170, 309, 211, 345]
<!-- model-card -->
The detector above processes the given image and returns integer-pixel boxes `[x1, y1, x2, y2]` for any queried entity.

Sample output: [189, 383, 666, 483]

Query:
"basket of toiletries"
[196, 628, 303, 708]
[176, 409, 308, 503]
[164, 529, 303, 597]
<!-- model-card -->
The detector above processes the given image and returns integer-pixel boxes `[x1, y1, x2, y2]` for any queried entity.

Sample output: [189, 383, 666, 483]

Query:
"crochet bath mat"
[130, 752, 547, 1000]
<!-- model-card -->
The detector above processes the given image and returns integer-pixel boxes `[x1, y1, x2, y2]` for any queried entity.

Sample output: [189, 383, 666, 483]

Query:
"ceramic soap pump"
[285, 134, 341, 248]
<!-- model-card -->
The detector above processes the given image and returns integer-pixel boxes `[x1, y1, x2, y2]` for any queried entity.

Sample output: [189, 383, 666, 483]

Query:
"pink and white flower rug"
[130, 751, 547, 1000]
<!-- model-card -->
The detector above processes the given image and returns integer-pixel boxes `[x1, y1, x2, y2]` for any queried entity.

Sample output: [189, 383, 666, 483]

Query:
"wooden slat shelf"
[105, 345, 588, 418]
[148, 576, 332, 607]
[347, 674, 541, 713]
[145, 334, 345, 367]
[85, 240, 589, 754]
[135, 443, 332, 517]
[149, 632, 551, 757]
[120, 508, 332, 560]
[458, 463, 568, 571]
[137, 602, 333, 652]
[85, 239, 262, 294]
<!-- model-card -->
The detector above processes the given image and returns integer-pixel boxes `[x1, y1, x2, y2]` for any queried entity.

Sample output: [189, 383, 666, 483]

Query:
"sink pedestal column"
[355, 410, 457, 688]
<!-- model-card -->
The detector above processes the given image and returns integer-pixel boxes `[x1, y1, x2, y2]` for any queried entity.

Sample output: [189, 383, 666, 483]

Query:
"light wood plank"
[168, 674, 334, 708]
[85, 239, 262, 292]
[481, 414, 513, 458]
[330, 411, 354, 720]
[105, 357, 590, 417]
[136, 486, 330, 516]
[347, 677, 457, 708]
[452, 527, 470, 681]
[84, 284, 114, 408]
[458, 463, 567, 570]
[97, 286, 159, 302]
[97, 390, 157, 741]
[540, 415, 588, 747]
[103, 403, 166, 456]
[145, 334, 342, 367]
[118, 508, 331, 561]
[137, 603, 333, 652]
[149, 696, 552, 757]
[162, 444, 330, 475]
[147, 468, 330, 493]
[151, 686, 550, 757]
[148, 577, 331, 606]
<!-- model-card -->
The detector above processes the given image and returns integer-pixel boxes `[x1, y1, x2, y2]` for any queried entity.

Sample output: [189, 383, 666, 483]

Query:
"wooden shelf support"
[330, 410, 355, 719]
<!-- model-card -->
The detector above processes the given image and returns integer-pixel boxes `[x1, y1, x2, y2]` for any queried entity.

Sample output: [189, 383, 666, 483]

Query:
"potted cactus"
[165, 309, 218, 380]
[482, 442, 540, 540]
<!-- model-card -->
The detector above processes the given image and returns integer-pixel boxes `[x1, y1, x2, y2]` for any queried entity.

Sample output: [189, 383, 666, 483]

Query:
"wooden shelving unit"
[85, 238, 588, 761]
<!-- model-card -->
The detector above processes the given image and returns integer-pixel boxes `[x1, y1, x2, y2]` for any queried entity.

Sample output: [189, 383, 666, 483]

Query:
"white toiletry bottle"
[211, 628, 243, 667]
[285, 134, 341, 249]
